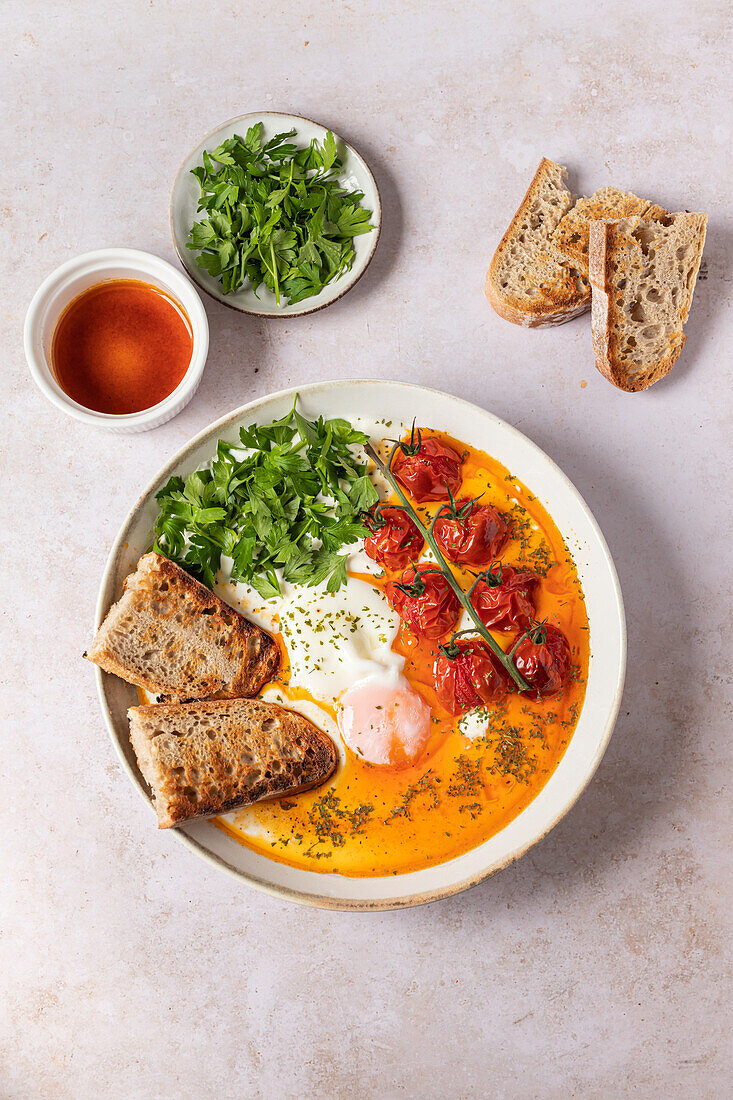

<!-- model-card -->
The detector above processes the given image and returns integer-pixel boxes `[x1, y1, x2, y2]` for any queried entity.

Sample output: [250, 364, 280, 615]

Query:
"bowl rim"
[24, 247, 210, 427]
[169, 111, 382, 318]
[93, 379, 627, 910]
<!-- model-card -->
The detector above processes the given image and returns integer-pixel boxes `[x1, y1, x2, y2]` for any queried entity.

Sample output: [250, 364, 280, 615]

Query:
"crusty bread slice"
[129, 698, 338, 828]
[86, 553, 279, 700]
[485, 158, 590, 328]
[589, 212, 707, 391]
[552, 187, 663, 278]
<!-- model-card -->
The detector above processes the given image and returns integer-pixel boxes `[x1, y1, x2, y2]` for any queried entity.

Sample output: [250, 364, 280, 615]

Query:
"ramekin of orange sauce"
[24, 249, 209, 432]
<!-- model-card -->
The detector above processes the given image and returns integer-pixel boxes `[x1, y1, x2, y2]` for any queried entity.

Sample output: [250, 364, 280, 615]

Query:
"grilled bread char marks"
[552, 187, 666, 279]
[86, 552, 279, 700]
[129, 697, 339, 828]
[589, 212, 707, 392]
[485, 158, 590, 328]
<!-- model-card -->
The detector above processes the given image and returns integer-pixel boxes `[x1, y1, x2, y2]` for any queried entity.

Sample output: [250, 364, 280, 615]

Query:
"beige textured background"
[2, 1, 731, 1097]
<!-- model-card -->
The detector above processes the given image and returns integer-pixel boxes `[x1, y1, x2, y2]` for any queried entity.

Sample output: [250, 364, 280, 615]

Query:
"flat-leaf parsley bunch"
[187, 123, 374, 305]
[153, 399, 379, 598]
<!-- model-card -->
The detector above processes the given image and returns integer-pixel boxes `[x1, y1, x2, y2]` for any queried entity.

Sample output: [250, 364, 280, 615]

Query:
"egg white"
[277, 576, 403, 701]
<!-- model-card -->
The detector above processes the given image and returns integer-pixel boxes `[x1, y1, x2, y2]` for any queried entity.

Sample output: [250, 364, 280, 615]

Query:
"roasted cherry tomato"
[471, 564, 540, 632]
[387, 564, 461, 639]
[513, 624, 571, 696]
[433, 498, 509, 566]
[392, 429, 463, 502]
[434, 637, 509, 715]
[363, 505, 424, 571]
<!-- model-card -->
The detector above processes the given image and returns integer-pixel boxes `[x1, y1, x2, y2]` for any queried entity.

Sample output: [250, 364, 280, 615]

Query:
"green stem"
[508, 632, 529, 659]
[270, 240, 280, 305]
[365, 441, 530, 692]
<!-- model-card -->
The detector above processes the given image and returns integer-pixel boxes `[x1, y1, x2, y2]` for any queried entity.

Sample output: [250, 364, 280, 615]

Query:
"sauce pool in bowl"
[51, 279, 193, 414]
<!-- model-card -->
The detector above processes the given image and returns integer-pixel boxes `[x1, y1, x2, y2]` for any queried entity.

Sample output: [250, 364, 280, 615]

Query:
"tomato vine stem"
[365, 441, 530, 692]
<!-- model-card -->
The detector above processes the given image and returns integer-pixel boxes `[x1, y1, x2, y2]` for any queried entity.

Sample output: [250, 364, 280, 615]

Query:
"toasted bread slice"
[129, 698, 338, 828]
[552, 187, 664, 278]
[86, 553, 279, 700]
[589, 212, 707, 392]
[485, 158, 590, 328]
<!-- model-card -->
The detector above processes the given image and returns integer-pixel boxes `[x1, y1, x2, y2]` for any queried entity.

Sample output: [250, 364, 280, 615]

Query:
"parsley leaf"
[152, 397, 374, 596]
[349, 474, 379, 512]
[186, 126, 374, 306]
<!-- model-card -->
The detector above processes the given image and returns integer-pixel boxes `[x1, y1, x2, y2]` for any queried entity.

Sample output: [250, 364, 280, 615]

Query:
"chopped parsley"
[186, 123, 374, 305]
[484, 723, 537, 783]
[386, 772, 441, 822]
[305, 790, 374, 854]
[152, 396, 378, 596]
[446, 754, 483, 798]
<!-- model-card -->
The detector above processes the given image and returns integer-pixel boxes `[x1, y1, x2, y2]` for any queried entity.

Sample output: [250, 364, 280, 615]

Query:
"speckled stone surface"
[2, 1, 731, 1096]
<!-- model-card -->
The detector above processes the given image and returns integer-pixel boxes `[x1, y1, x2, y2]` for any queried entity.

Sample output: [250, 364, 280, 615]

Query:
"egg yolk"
[337, 675, 432, 768]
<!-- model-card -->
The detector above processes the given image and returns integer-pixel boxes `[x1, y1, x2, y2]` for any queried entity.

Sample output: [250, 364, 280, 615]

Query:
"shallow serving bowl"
[93, 380, 626, 909]
[170, 112, 381, 317]
[24, 248, 209, 433]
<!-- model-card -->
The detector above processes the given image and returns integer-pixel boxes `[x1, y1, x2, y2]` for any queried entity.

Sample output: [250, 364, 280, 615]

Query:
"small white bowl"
[24, 248, 209, 433]
[170, 112, 382, 317]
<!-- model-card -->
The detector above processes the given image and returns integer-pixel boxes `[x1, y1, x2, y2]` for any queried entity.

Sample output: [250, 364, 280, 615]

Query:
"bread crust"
[484, 271, 590, 328]
[589, 221, 643, 391]
[86, 553, 280, 700]
[589, 216, 705, 392]
[128, 697, 338, 827]
[485, 157, 590, 328]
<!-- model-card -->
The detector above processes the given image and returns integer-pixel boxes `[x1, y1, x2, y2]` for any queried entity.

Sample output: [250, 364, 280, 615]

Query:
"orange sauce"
[51, 279, 192, 414]
[214, 432, 590, 877]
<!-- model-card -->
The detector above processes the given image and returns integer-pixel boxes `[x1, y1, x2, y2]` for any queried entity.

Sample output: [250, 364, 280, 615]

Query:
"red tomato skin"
[387, 564, 461, 640]
[433, 501, 509, 567]
[471, 567, 540, 632]
[513, 624, 571, 696]
[363, 506, 424, 571]
[392, 436, 463, 502]
[434, 638, 509, 715]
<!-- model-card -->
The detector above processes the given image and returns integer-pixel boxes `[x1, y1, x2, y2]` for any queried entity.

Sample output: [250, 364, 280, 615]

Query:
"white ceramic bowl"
[24, 248, 209, 433]
[170, 112, 382, 317]
[93, 380, 626, 910]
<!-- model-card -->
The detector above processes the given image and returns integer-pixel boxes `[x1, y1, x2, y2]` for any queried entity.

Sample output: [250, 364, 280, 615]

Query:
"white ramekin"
[24, 248, 209, 433]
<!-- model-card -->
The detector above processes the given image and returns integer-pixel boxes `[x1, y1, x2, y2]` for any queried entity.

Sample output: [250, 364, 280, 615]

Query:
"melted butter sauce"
[213, 432, 590, 877]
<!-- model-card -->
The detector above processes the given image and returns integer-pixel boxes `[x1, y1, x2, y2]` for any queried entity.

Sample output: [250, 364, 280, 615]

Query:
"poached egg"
[228, 554, 431, 768]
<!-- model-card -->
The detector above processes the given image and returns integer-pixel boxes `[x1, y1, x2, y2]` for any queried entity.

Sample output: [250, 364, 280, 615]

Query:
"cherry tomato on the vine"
[363, 505, 424, 571]
[434, 637, 510, 715]
[471, 563, 539, 632]
[392, 429, 463, 503]
[513, 623, 571, 696]
[387, 563, 461, 639]
[433, 498, 509, 566]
